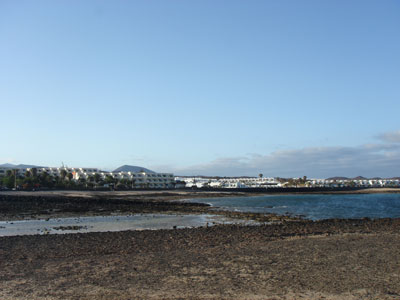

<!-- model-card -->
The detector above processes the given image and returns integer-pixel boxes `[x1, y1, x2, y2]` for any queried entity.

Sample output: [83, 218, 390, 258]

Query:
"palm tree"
[85, 175, 94, 189]
[94, 173, 101, 184]
[12, 169, 18, 189]
[60, 169, 67, 181]
[130, 179, 136, 189]
[78, 177, 87, 188]
[105, 175, 115, 185]
[40, 171, 50, 186]
[30, 168, 38, 178]
[66, 172, 73, 181]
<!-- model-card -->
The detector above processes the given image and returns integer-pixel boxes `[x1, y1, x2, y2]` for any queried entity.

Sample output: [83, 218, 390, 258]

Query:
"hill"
[0, 163, 44, 169]
[113, 165, 155, 173]
[326, 177, 349, 180]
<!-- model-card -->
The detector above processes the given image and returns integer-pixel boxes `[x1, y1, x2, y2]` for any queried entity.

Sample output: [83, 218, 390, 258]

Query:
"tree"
[38, 171, 53, 188]
[130, 179, 136, 189]
[2, 176, 14, 189]
[105, 175, 115, 185]
[116, 178, 130, 190]
[54, 175, 66, 188]
[94, 173, 101, 184]
[40, 171, 49, 181]
[12, 169, 17, 189]
[66, 173, 73, 181]
[0, 169, 18, 189]
[60, 169, 67, 181]
[118, 178, 128, 186]
[30, 168, 38, 178]
[78, 177, 87, 188]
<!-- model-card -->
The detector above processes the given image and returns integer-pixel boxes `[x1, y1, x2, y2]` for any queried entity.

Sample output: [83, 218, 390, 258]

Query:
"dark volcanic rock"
[0, 194, 210, 220]
[0, 219, 399, 299]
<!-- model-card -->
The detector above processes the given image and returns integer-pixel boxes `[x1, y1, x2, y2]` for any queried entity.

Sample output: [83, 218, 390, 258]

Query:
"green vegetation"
[0, 169, 137, 191]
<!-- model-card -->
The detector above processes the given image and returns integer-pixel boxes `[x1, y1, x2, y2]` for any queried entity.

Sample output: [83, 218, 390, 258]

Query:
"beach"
[1, 190, 400, 299]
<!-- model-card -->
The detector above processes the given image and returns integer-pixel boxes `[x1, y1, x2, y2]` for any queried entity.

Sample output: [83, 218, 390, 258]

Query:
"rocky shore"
[0, 193, 210, 221]
[1, 191, 400, 299]
[0, 191, 292, 222]
[1, 219, 400, 299]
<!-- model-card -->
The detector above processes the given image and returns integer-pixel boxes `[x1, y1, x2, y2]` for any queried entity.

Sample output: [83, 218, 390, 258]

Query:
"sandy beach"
[0, 190, 400, 299]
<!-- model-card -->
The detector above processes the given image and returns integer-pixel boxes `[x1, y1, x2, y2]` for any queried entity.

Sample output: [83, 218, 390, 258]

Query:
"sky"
[0, 0, 399, 178]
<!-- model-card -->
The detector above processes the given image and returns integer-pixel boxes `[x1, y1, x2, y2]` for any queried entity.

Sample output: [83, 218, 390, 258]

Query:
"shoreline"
[1, 186, 400, 198]
[1, 219, 399, 299]
[0, 191, 294, 223]
[1, 191, 400, 299]
[1, 188, 399, 222]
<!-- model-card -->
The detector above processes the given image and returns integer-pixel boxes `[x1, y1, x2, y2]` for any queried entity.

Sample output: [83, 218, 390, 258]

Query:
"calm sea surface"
[191, 193, 400, 220]
[2, 193, 399, 236]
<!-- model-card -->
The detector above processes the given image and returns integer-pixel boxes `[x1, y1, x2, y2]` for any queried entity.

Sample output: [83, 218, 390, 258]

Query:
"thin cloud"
[170, 143, 400, 178]
[376, 130, 400, 143]
[0, 158, 17, 165]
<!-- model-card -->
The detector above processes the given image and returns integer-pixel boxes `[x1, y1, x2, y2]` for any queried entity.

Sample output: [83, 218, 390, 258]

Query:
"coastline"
[2, 186, 400, 199]
[1, 219, 400, 299]
[1, 188, 399, 222]
[1, 190, 400, 299]
[0, 191, 295, 223]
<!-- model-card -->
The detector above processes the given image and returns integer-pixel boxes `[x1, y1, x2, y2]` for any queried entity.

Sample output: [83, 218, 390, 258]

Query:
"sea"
[2, 193, 400, 236]
[191, 193, 400, 220]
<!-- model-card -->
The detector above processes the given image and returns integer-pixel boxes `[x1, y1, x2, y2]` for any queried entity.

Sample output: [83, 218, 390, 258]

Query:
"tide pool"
[0, 214, 258, 237]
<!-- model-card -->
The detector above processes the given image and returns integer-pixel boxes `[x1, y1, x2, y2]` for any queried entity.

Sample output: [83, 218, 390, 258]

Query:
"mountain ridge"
[0, 163, 45, 169]
[113, 165, 155, 173]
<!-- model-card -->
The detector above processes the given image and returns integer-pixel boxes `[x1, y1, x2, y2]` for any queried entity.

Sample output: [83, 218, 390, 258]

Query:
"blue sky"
[0, 0, 399, 177]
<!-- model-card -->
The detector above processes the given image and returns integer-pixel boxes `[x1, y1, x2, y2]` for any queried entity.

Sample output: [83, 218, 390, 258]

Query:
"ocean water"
[191, 193, 400, 220]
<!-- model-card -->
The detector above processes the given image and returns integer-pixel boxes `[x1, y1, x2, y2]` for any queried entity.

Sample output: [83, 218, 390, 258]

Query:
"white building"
[16, 167, 175, 189]
[0, 167, 28, 177]
[110, 171, 174, 189]
[174, 176, 281, 188]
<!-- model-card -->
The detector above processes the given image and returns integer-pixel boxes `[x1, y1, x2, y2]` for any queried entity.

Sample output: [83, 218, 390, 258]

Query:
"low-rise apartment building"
[0, 166, 174, 189]
[175, 176, 281, 188]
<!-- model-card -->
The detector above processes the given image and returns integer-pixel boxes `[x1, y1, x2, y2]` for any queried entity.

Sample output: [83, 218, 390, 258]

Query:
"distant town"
[0, 164, 174, 190]
[0, 164, 399, 190]
[175, 176, 400, 189]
